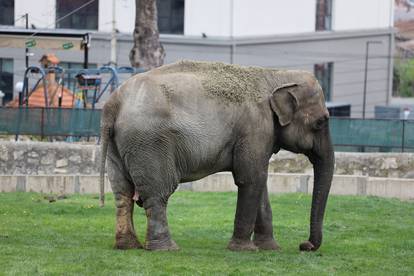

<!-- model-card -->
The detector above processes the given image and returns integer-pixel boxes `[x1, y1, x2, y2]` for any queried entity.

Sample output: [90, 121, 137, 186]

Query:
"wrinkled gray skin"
[100, 61, 334, 252]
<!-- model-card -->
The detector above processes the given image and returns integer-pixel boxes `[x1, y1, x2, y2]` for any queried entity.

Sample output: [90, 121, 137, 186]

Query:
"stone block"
[367, 177, 414, 200]
[69, 155, 81, 164]
[0, 145, 8, 161]
[308, 175, 367, 196]
[27, 158, 39, 165]
[28, 151, 39, 158]
[56, 159, 68, 168]
[40, 153, 54, 165]
[78, 176, 100, 194]
[177, 182, 193, 191]
[26, 175, 75, 194]
[267, 173, 308, 194]
[190, 173, 237, 192]
[0, 176, 26, 192]
[77, 175, 112, 194]
[53, 168, 68, 174]
[13, 150, 24, 160]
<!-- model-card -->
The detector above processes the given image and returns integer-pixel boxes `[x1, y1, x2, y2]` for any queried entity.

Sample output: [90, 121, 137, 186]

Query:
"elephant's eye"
[313, 117, 328, 130]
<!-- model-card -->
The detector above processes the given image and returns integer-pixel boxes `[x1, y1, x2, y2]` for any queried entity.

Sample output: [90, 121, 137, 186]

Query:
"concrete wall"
[1, 173, 413, 200]
[1, 141, 413, 178]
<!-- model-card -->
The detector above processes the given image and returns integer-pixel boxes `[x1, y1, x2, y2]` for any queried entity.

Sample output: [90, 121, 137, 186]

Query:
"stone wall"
[1, 141, 414, 178]
[269, 151, 414, 178]
[0, 141, 100, 175]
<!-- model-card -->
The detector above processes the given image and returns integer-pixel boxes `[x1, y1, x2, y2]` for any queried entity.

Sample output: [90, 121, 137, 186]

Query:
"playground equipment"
[12, 65, 140, 109]
[7, 60, 143, 140]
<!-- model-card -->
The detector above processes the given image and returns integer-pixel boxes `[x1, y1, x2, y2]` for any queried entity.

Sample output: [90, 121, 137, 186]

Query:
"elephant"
[99, 60, 334, 252]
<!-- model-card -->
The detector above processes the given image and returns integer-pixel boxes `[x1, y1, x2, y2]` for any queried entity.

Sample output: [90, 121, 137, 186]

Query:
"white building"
[0, 0, 395, 117]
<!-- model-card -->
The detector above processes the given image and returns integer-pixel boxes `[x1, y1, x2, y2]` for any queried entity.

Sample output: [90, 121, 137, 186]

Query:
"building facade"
[0, 0, 394, 117]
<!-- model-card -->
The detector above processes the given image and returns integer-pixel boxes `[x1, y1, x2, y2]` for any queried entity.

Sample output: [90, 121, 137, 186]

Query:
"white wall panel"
[15, 0, 56, 29]
[99, 0, 135, 33]
[184, 0, 232, 37]
[233, 0, 316, 36]
[333, 0, 393, 31]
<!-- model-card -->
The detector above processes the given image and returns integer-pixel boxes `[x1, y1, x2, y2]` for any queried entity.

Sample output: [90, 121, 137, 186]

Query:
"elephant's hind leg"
[126, 152, 179, 251]
[253, 185, 280, 250]
[114, 193, 143, 249]
[108, 153, 143, 250]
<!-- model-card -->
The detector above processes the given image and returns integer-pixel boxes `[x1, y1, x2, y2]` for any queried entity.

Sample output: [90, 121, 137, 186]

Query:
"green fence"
[330, 117, 414, 151]
[1, 108, 414, 151]
[0, 108, 101, 137]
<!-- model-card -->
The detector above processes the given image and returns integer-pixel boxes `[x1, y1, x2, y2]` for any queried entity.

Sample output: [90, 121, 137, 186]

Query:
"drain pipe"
[230, 0, 235, 64]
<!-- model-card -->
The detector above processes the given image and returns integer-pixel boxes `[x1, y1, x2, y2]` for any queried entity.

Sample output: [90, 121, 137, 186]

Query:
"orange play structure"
[8, 54, 75, 108]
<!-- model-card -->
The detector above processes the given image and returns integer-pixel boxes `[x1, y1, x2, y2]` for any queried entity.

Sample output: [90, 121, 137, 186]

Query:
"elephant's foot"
[299, 240, 317, 252]
[114, 232, 143, 250]
[253, 238, 280, 251]
[227, 238, 258, 251]
[145, 238, 179, 251]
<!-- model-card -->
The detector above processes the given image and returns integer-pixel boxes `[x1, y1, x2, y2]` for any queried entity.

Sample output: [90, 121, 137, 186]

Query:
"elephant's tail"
[99, 93, 120, 207]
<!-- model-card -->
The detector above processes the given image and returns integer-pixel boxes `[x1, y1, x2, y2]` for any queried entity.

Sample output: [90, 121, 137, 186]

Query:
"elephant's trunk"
[301, 127, 334, 251]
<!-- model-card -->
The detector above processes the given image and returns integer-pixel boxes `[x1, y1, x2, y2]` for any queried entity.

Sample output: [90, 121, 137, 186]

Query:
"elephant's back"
[150, 60, 272, 104]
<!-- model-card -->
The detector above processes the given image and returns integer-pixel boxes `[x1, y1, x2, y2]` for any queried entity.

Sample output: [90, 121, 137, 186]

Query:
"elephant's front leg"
[228, 163, 268, 251]
[253, 185, 280, 250]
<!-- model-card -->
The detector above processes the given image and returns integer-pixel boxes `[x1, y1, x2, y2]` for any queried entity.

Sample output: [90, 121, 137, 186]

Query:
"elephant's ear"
[270, 83, 299, 126]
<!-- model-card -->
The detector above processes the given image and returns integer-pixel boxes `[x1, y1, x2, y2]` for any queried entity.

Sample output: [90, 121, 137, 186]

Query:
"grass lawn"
[0, 192, 413, 275]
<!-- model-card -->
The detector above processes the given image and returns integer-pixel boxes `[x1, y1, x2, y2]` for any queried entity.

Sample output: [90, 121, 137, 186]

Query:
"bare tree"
[129, 0, 165, 69]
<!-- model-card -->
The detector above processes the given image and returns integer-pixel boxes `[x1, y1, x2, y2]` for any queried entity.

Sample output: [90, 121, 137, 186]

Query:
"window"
[314, 62, 333, 101]
[0, 58, 14, 105]
[56, 0, 99, 30]
[0, 0, 14, 26]
[157, 0, 184, 34]
[315, 0, 332, 31]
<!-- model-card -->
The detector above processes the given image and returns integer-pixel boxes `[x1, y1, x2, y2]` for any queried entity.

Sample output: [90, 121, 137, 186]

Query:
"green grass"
[0, 192, 413, 275]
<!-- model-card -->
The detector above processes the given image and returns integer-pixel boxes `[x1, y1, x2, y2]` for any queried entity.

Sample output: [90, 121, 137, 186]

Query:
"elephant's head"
[270, 73, 334, 251]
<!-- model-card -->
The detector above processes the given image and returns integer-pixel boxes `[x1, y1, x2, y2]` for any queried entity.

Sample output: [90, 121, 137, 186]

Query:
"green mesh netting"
[330, 118, 414, 149]
[0, 108, 101, 136]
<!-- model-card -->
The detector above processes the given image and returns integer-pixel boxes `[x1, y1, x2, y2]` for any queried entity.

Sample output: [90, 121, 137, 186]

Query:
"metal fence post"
[402, 119, 406, 152]
[40, 108, 45, 140]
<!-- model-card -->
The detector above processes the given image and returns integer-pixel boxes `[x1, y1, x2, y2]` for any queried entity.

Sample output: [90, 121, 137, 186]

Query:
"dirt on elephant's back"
[156, 60, 281, 104]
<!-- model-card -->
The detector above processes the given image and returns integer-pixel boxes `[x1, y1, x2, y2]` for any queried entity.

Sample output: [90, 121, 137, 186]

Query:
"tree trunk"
[129, 0, 165, 70]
